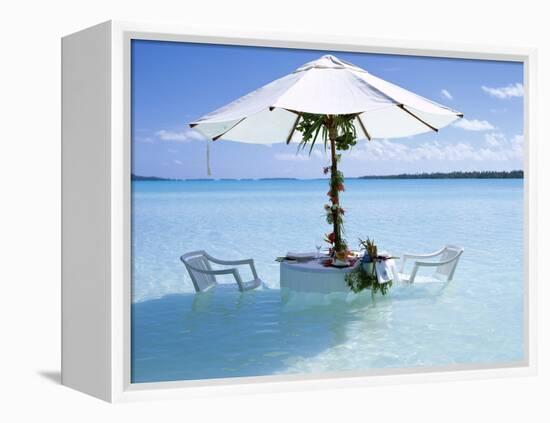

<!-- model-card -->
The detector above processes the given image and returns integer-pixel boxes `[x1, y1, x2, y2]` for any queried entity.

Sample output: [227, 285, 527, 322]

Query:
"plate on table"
[286, 252, 316, 262]
[330, 262, 351, 268]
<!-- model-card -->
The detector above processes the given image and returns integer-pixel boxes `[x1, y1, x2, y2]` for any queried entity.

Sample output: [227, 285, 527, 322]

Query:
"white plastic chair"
[399, 245, 464, 284]
[180, 250, 263, 293]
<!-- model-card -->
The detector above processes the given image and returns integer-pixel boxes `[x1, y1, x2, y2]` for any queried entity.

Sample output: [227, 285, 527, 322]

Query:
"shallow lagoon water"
[131, 179, 523, 383]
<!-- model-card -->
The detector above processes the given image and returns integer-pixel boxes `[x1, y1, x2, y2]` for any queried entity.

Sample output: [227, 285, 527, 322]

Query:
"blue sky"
[132, 40, 524, 179]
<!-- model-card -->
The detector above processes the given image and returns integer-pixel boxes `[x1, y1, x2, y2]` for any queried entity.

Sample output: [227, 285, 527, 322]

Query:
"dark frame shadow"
[37, 370, 62, 384]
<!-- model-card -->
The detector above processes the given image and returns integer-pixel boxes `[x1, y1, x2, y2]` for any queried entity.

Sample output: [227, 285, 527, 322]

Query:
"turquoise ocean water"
[131, 179, 524, 383]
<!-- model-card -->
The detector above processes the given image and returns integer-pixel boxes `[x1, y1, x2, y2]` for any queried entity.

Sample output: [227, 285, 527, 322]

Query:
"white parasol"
[190, 54, 462, 144]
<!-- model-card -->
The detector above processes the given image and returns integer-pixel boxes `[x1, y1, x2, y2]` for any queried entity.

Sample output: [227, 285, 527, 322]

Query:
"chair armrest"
[400, 247, 446, 273]
[414, 255, 460, 267]
[218, 258, 254, 266]
[206, 254, 251, 266]
[408, 254, 461, 283]
[205, 268, 241, 277]
[402, 247, 445, 260]
[185, 263, 241, 278]
[413, 261, 442, 268]
[206, 255, 258, 279]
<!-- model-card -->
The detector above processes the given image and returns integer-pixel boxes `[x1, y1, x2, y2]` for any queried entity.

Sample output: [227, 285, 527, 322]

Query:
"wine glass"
[315, 241, 322, 259]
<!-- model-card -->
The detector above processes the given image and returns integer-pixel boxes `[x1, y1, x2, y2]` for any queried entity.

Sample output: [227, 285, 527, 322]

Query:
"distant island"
[259, 177, 298, 181]
[132, 170, 523, 181]
[358, 170, 523, 179]
[131, 174, 179, 181]
[131, 174, 214, 181]
[131, 174, 299, 181]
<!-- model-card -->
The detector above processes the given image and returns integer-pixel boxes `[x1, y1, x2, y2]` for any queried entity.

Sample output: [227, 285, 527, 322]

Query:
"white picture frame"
[61, 20, 538, 403]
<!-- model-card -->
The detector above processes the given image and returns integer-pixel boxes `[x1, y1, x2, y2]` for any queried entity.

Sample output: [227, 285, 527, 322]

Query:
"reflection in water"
[132, 285, 379, 382]
[131, 283, 462, 383]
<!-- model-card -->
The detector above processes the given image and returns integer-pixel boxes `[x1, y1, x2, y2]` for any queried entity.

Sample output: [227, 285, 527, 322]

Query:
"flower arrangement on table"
[345, 238, 397, 295]
[321, 231, 355, 266]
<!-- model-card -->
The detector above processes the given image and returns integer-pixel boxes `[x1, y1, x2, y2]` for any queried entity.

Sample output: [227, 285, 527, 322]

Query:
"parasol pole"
[327, 116, 344, 253]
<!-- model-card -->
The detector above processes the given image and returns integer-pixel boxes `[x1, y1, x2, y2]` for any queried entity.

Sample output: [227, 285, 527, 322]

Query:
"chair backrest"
[434, 245, 464, 281]
[180, 251, 217, 293]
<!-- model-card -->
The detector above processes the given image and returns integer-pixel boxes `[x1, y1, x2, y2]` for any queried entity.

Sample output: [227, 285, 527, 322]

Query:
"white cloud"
[173, 159, 183, 165]
[484, 133, 523, 149]
[274, 153, 310, 161]
[481, 83, 524, 99]
[440, 89, 453, 100]
[274, 146, 326, 161]
[311, 149, 326, 159]
[346, 135, 523, 163]
[485, 133, 504, 147]
[135, 136, 154, 143]
[155, 129, 205, 142]
[453, 118, 495, 131]
[511, 134, 524, 145]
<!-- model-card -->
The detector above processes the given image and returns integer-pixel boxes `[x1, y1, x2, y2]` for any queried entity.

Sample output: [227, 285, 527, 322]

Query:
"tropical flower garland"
[295, 113, 358, 260]
[293, 114, 393, 295]
[323, 164, 349, 258]
[345, 238, 393, 295]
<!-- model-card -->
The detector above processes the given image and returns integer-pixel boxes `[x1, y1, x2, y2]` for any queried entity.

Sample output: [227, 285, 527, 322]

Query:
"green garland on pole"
[295, 115, 394, 296]
[295, 113, 358, 258]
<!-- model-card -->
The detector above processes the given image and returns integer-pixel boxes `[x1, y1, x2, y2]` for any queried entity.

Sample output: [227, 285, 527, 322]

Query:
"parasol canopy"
[190, 54, 463, 143]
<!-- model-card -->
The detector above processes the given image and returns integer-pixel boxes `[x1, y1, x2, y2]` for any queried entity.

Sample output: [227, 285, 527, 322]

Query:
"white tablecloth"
[279, 255, 399, 305]
[280, 259, 356, 293]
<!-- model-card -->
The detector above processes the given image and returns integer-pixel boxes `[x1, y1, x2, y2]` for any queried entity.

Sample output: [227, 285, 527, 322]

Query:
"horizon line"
[131, 169, 524, 182]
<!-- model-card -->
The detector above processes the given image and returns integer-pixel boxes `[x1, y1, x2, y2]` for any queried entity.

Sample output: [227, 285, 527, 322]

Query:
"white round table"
[279, 257, 360, 305]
